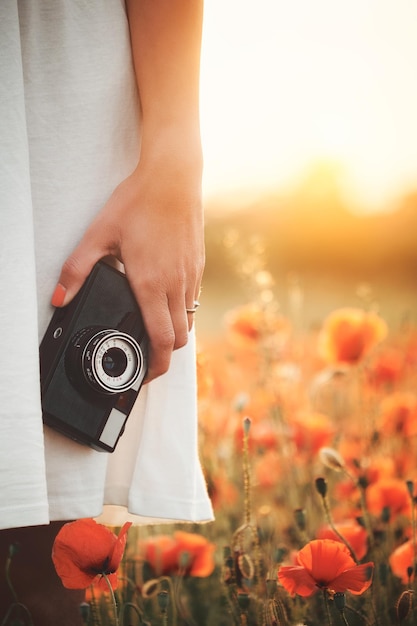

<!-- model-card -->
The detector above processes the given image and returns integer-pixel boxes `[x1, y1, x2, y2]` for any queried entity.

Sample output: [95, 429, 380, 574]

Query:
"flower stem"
[320, 492, 359, 564]
[406, 480, 417, 589]
[343, 469, 374, 549]
[5, 544, 19, 603]
[242, 417, 252, 526]
[340, 611, 350, 626]
[102, 573, 119, 626]
[323, 590, 333, 626]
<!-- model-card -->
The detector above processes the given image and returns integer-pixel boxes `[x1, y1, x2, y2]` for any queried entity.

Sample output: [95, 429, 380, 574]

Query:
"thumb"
[51, 247, 103, 308]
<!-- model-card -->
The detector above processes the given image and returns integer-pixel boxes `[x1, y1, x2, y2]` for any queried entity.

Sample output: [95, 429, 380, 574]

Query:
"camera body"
[40, 261, 148, 452]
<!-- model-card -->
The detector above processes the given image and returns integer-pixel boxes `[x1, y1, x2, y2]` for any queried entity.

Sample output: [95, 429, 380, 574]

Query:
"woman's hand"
[51, 140, 204, 381]
[52, 0, 205, 382]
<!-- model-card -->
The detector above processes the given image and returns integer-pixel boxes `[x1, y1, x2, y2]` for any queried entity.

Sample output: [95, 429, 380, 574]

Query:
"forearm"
[125, 0, 204, 160]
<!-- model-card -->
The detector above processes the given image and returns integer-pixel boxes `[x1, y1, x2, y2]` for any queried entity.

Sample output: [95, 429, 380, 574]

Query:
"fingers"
[136, 289, 175, 382]
[51, 242, 104, 308]
[130, 279, 202, 382]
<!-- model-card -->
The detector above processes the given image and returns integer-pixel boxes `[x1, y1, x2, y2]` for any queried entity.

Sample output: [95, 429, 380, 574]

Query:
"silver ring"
[186, 300, 200, 314]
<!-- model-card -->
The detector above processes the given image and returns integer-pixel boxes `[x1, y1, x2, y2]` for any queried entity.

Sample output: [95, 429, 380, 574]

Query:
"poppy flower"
[277, 539, 373, 597]
[208, 469, 239, 511]
[254, 449, 283, 488]
[378, 392, 417, 438]
[316, 521, 369, 561]
[52, 518, 131, 590]
[225, 303, 290, 346]
[318, 307, 388, 365]
[138, 531, 216, 578]
[367, 347, 404, 388]
[366, 478, 412, 520]
[291, 412, 335, 455]
[389, 540, 416, 584]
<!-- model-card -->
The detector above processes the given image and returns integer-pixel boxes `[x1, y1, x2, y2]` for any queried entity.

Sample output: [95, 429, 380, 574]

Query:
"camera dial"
[66, 326, 143, 394]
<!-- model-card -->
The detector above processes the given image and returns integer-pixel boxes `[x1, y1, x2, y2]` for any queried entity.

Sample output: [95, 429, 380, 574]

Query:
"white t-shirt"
[0, 0, 213, 529]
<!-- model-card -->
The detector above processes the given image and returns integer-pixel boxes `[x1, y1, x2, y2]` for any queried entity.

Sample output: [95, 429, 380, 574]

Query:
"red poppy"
[277, 539, 373, 597]
[254, 449, 283, 488]
[138, 531, 216, 578]
[378, 392, 417, 438]
[318, 308, 388, 365]
[52, 518, 131, 590]
[366, 478, 412, 520]
[367, 347, 404, 388]
[291, 411, 335, 455]
[316, 521, 369, 561]
[225, 303, 290, 346]
[389, 540, 416, 584]
[208, 469, 239, 511]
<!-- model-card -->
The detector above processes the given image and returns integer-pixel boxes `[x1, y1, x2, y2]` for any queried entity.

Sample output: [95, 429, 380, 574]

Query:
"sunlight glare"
[200, 0, 417, 211]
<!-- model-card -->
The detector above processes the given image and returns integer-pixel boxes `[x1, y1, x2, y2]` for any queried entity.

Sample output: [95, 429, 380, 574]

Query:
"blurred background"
[197, 0, 417, 334]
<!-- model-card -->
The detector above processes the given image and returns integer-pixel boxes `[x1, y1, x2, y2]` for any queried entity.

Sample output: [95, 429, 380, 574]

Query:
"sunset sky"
[199, 0, 417, 212]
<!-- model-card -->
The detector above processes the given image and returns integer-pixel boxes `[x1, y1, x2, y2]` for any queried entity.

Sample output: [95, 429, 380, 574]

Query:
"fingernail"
[51, 283, 67, 307]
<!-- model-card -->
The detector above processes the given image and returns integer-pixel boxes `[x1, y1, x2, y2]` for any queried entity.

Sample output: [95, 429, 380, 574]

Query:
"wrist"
[139, 122, 203, 178]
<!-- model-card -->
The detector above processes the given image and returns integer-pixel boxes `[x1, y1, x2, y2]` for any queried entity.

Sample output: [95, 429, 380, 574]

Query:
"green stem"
[243, 421, 251, 526]
[339, 611, 350, 626]
[343, 469, 374, 549]
[159, 576, 177, 626]
[323, 590, 333, 626]
[410, 486, 417, 587]
[321, 494, 359, 564]
[5, 551, 18, 603]
[120, 602, 146, 625]
[102, 573, 119, 626]
[0, 602, 34, 626]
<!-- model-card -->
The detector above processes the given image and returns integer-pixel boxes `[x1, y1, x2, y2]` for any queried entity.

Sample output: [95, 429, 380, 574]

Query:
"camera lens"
[102, 347, 128, 378]
[66, 327, 143, 394]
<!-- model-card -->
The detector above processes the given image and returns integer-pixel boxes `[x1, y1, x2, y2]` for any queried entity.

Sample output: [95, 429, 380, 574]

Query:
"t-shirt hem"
[0, 504, 50, 530]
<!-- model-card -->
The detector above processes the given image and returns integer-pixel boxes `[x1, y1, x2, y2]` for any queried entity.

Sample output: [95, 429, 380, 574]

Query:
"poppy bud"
[294, 508, 307, 532]
[315, 477, 328, 498]
[237, 592, 251, 611]
[273, 546, 288, 564]
[357, 475, 368, 489]
[319, 447, 345, 472]
[334, 592, 346, 611]
[157, 590, 170, 613]
[381, 506, 391, 523]
[406, 480, 414, 499]
[8, 542, 20, 558]
[79, 602, 90, 622]
[243, 416, 252, 435]
[396, 590, 414, 622]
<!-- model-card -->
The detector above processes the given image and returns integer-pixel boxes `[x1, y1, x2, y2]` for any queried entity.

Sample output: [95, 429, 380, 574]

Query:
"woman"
[0, 1, 212, 621]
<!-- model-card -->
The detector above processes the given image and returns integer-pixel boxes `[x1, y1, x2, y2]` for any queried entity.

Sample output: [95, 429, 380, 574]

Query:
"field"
[3, 186, 417, 625]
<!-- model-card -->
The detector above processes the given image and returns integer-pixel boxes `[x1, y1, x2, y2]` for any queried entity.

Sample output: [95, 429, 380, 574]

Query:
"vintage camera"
[40, 260, 148, 452]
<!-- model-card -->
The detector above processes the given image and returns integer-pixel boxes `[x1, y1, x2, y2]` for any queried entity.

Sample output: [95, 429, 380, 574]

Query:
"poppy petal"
[139, 535, 179, 576]
[331, 562, 374, 594]
[174, 531, 216, 577]
[189, 542, 216, 577]
[297, 539, 355, 581]
[108, 522, 132, 573]
[96, 571, 119, 592]
[52, 519, 131, 590]
[389, 540, 414, 584]
[52, 541, 99, 589]
[278, 565, 318, 597]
